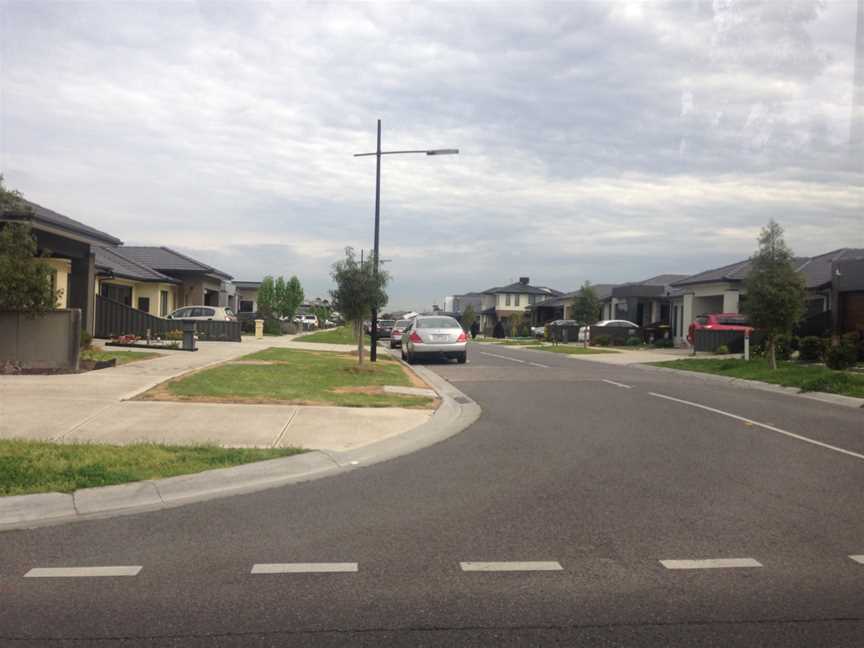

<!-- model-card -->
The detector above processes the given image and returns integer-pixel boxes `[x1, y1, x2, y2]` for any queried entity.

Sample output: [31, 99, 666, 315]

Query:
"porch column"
[69, 252, 96, 334]
[682, 293, 694, 333]
[722, 290, 740, 313]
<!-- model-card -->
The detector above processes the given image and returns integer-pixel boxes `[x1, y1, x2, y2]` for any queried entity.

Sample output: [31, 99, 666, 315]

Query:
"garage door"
[841, 291, 864, 333]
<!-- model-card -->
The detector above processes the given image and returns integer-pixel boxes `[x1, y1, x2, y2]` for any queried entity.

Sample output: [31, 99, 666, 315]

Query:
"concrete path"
[0, 335, 432, 450]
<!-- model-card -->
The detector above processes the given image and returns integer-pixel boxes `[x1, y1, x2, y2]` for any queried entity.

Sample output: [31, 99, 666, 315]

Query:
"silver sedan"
[401, 315, 468, 364]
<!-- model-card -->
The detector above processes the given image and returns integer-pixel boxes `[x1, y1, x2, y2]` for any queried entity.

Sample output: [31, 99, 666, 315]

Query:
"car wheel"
[406, 349, 416, 364]
[457, 352, 467, 364]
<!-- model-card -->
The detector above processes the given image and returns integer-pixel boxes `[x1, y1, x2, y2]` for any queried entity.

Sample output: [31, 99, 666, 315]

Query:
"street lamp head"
[426, 149, 459, 156]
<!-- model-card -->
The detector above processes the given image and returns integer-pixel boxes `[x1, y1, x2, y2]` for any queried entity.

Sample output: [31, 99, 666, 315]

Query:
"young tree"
[508, 311, 525, 337]
[273, 276, 288, 319]
[257, 276, 276, 319]
[571, 281, 601, 347]
[0, 178, 60, 314]
[330, 247, 390, 365]
[461, 304, 476, 332]
[285, 275, 305, 321]
[743, 220, 807, 370]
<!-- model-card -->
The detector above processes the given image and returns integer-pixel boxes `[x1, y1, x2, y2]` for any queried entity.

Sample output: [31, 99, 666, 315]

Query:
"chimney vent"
[519, 277, 530, 285]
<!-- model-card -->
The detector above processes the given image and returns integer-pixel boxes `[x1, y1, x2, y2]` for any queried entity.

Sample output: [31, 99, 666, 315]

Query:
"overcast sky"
[2, 0, 862, 310]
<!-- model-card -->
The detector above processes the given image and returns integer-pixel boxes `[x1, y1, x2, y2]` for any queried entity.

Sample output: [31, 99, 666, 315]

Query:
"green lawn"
[163, 348, 433, 408]
[650, 358, 864, 399]
[534, 344, 617, 355]
[0, 440, 304, 497]
[82, 349, 162, 365]
[294, 326, 364, 345]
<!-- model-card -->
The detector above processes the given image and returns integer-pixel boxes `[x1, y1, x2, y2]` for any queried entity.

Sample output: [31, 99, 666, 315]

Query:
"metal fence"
[95, 296, 241, 342]
[694, 329, 765, 353]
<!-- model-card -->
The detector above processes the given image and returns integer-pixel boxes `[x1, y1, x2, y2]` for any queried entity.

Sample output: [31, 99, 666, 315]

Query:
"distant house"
[601, 274, 688, 329]
[670, 248, 864, 341]
[232, 281, 261, 315]
[94, 246, 180, 316]
[526, 284, 617, 325]
[478, 277, 562, 333]
[444, 292, 484, 315]
[1, 199, 122, 333]
[106, 246, 233, 309]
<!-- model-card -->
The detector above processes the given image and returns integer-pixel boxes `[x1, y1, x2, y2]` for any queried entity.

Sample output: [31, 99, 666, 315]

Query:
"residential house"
[669, 248, 864, 342]
[600, 274, 688, 329]
[526, 284, 617, 325]
[443, 292, 484, 315]
[94, 246, 180, 316]
[232, 281, 261, 315]
[108, 246, 233, 308]
[478, 277, 562, 333]
[1, 199, 122, 333]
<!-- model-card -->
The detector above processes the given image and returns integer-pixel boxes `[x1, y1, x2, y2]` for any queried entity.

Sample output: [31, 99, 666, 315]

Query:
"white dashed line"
[850, 555, 864, 564]
[528, 361, 551, 368]
[660, 558, 762, 570]
[25, 566, 142, 578]
[602, 379, 632, 389]
[460, 561, 563, 572]
[650, 392, 864, 462]
[250, 563, 358, 574]
[479, 351, 529, 364]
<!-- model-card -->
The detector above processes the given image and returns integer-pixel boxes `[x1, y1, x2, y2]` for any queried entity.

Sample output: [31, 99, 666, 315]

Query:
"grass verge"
[649, 358, 864, 398]
[295, 326, 361, 345]
[534, 344, 617, 355]
[0, 440, 304, 497]
[82, 349, 162, 365]
[151, 348, 434, 408]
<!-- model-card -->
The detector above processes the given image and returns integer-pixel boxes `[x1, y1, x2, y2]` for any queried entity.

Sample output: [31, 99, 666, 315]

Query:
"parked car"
[376, 319, 395, 338]
[294, 314, 319, 328]
[530, 325, 547, 338]
[687, 313, 753, 344]
[401, 315, 468, 364]
[389, 319, 413, 348]
[578, 319, 640, 342]
[167, 306, 237, 321]
[643, 321, 672, 343]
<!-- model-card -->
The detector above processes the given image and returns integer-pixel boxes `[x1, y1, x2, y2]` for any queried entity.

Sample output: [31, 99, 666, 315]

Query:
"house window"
[239, 300, 254, 313]
[505, 294, 511, 306]
[160, 290, 169, 316]
[138, 297, 150, 313]
[515, 294, 521, 306]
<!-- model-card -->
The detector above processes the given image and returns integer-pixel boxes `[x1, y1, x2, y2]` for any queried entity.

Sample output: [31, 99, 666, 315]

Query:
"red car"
[687, 313, 753, 344]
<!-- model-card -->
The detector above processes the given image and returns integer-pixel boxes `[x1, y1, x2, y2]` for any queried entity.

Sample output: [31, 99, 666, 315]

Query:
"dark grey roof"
[530, 283, 617, 308]
[117, 246, 232, 280]
[483, 281, 563, 296]
[631, 274, 689, 286]
[1, 199, 122, 245]
[672, 249, 864, 290]
[95, 246, 178, 283]
[233, 281, 262, 289]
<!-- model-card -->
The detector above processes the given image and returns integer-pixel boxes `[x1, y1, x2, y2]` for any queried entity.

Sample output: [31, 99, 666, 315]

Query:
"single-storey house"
[526, 284, 617, 325]
[1, 199, 122, 333]
[600, 274, 688, 329]
[94, 246, 180, 316]
[478, 277, 562, 334]
[232, 281, 261, 315]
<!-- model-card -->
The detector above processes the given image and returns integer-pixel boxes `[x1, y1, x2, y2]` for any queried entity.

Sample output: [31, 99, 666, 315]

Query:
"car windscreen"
[416, 317, 459, 329]
[717, 316, 749, 325]
[394, 320, 411, 328]
[378, 320, 395, 326]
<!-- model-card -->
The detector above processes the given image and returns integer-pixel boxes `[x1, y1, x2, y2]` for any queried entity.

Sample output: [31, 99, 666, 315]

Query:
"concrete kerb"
[634, 363, 864, 410]
[0, 355, 481, 532]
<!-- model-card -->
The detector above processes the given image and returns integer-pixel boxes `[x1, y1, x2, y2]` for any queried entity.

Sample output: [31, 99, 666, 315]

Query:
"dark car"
[376, 319, 395, 338]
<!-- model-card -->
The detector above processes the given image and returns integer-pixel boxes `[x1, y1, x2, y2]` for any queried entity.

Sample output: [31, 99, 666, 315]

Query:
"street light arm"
[354, 149, 459, 157]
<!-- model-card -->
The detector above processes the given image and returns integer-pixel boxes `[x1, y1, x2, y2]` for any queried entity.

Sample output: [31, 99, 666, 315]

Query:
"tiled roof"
[531, 283, 618, 307]
[1, 199, 122, 245]
[95, 246, 179, 283]
[117, 246, 232, 280]
[483, 282, 563, 296]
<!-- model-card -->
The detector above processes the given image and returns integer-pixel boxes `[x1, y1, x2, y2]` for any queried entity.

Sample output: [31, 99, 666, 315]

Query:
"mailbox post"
[182, 321, 197, 351]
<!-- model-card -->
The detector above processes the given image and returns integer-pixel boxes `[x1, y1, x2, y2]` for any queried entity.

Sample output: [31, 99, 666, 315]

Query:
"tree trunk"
[356, 320, 364, 366]
[767, 337, 777, 370]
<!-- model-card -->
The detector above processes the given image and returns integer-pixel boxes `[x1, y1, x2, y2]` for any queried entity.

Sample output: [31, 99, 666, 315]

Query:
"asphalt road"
[1, 343, 863, 647]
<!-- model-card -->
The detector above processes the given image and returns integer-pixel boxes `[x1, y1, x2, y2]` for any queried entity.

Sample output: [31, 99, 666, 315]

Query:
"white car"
[167, 306, 237, 321]
[578, 319, 640, 342]
[401, 315, 468, 364]
[294, 314, 319, 327]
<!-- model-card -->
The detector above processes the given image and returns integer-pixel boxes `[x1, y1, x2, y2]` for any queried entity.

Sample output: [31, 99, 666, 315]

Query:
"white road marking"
[528, 361, 551, 368]
[460, 561, 563, 572]
[850, 555, 864, 564]
[660, 558, 762, 570]
[479, 351, 529, 364]
[251, 563, 358, 574]
[650, 392, 864, 462]
[25, 566, 142, 578]
[602, 379, 632, 389]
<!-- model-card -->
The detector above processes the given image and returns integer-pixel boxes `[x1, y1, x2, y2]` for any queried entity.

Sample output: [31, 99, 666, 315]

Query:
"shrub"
[715, 344, 730, 355]
[798, 336, 824, 363]
[625, 336, 641, 347]
[653, 338, 674, 348]
[165, 329, 183, 341]
[774, 334, 797, 361]
[799, 373, 853, 394]
[593, 335, 611, 347]
[825, 340, 858, 371]
[263, 318, 283, 336]
[842, 331, 864, 362]
[80, 330, 93, 351]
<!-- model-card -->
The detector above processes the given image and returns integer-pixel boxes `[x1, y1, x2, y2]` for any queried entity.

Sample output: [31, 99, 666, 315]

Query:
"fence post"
[744, 332, 750, 361]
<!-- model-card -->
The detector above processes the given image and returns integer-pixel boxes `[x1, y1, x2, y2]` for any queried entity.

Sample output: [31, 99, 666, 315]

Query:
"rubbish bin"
[182, 320, 197, 351]
[255, 319, 264, 339]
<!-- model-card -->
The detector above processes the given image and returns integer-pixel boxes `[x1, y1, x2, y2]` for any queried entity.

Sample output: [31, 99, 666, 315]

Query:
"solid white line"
[649, 392, 864, 462]
[479, 351, 529, 364]
[460, 561, 563, 572]
[25, 566, 142, 578]
[528, 361, 551, 368]
[850, 555, 864, 564]
[250, 563, 358, 574]
[602, 379, 632, 389]
[660, 558, 762, 570]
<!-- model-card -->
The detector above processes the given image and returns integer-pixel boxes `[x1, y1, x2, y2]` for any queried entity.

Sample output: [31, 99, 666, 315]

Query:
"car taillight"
[410, 331, 422, 343]
[457, 331, 467, 342]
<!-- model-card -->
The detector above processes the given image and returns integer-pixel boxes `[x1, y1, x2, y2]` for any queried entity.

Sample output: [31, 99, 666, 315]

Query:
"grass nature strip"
[163, 348, 434, 408]
[0, 441, 304, 496]
[81, 349, 162, 365]
[294, 326, 360, 345]
[650, 358, 864, 398]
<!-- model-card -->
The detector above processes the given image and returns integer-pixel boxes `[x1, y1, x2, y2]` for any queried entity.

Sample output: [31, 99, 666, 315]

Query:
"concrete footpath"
[0, 336, 432, 450]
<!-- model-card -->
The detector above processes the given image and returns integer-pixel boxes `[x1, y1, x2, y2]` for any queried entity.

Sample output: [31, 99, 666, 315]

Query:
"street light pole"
[355, 121, 458, 362]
